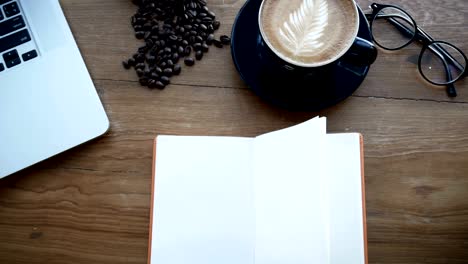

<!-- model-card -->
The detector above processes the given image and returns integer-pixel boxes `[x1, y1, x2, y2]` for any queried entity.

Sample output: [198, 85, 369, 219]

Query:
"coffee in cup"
[258, 0, 371, 67]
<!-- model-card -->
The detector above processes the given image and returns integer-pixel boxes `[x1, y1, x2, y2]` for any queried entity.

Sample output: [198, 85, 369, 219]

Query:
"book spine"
[147, 139, 157, 264]
[360, 134, 368, 264]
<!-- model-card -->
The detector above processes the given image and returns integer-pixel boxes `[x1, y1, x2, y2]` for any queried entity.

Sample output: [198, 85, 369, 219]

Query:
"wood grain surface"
[1, 0, 467, 263]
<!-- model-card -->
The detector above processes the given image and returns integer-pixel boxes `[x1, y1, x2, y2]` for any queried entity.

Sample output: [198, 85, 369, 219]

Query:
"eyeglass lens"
[371, 7, 416, 50]
[420, 42, 467, 85]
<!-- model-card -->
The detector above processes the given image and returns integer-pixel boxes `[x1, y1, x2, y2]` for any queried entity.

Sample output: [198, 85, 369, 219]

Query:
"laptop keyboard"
[0, 0, 38, 73]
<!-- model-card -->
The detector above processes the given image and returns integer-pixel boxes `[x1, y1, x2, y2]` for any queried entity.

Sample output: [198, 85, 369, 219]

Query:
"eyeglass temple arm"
[377, 15, 459, 96]
[378, 14, 464, 73]
[429, 46, 458, 97]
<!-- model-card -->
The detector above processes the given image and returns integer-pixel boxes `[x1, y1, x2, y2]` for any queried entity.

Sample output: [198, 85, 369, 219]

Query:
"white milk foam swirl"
[278, 0, 329, 56]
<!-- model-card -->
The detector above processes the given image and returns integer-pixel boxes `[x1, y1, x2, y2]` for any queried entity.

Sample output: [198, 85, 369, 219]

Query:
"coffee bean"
[213, 39, 223, 48]
[147, 55, 156, 63]
[206, 34, 215, 45]
[135, 63, 145, 69]
[189, 36, 196, 44]
[199, 24, 208, 31]
[172, 53, 179, 63]
[196, 36, 204, 43]
[161, 76, 171, 85]
[136, 68, 144, 77]
[173, 64, 181, 75]
[202, 43, 209, 52]
[184, 25, 192, 30]
[220, 35, 231, 45]
[155, 67, 163, 75]
[193, 43, 202, 51]
[151, 72, 159, 79]
[136, 54, 145, 63]
[202, 17, 213, 24]
[167, 60, 174, 68]
[138, 45, 147, 53]
[127, 58, 135, 67]
[184, 46, 192, 56]
[139, 77, 148, 86]
[136, 18, 145, 25]
[177, 46, 184, 55]
[195, 50, 203, 60]
[199, 12, 207, 18]
[146, 39, 154, 46]
[148, 79, 157, 88]
[122, 60, 131, 69]
[155, 81, 165, 89]
[213, 20, 220, 30]
[169, 35, 178, 42]
[163, 68, 173, 76]
[182, 40, 189, 46]
[208, 11, 216, 18]
[208, 25, 214, 33]
[184, 57, 195, 66]
[160, 62, 167, 68]
[135, 31, 145, 39]
[164, 47, 172, 54]
[143, 22, 152, 30]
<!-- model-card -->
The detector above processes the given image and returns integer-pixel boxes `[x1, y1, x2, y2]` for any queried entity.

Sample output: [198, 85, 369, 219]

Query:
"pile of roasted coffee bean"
[123, 0, 231, 89]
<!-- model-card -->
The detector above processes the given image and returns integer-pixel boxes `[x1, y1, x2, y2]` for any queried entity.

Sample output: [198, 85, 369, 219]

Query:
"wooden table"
[1, 0, 467, 263]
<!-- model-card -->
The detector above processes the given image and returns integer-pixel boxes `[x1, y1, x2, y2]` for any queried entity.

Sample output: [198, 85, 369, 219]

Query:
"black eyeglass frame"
[365, 3, 467, 97]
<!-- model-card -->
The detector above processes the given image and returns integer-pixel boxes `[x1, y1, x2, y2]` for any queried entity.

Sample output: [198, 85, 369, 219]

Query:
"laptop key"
[0, 63, 4, 72]
[3, 2, 20, 18]
[0, 15, 25, 37]
[0, 29, 30, 53]
[3, 49, 20, 68]
[0, 0, 13, 5]
[22, 49, 37, 61]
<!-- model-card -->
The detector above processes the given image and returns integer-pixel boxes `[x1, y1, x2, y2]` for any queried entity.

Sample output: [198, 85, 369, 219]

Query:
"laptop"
[0, 0, 109, 178]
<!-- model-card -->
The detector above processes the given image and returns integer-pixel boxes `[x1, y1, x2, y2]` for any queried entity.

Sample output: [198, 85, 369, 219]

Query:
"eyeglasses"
[365, 3, 467, 97]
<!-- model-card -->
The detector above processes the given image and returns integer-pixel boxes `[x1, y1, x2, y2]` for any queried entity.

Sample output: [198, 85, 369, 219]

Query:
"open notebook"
[148, 117, 367, 264]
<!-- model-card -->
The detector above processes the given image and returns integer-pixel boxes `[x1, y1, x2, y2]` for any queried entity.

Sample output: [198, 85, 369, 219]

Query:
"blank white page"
[253, 117, 330, 264]
[151, 136, 255, 264]
[326, 133, 365, 264]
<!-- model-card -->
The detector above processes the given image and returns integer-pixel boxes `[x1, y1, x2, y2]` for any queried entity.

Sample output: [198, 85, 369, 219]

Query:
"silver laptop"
[0, 0, 109, 178]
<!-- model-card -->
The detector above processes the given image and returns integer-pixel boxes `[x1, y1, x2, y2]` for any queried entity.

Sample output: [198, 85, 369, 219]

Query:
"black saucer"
[231, 0, 373, 111]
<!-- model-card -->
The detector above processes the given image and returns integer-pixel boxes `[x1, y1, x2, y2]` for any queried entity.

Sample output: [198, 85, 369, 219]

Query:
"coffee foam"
[259, 0, 359, 66]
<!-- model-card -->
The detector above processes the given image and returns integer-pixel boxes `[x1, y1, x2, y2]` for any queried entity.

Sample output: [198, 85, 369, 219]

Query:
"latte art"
[278, 0, 329, 56]
[259, 0, 359, 67]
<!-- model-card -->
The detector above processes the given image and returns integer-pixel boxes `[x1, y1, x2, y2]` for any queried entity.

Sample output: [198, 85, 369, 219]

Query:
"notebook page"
[326, 133, 365, 264]
[151, 136, 255, 264]
[253, 117, 329, 264]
